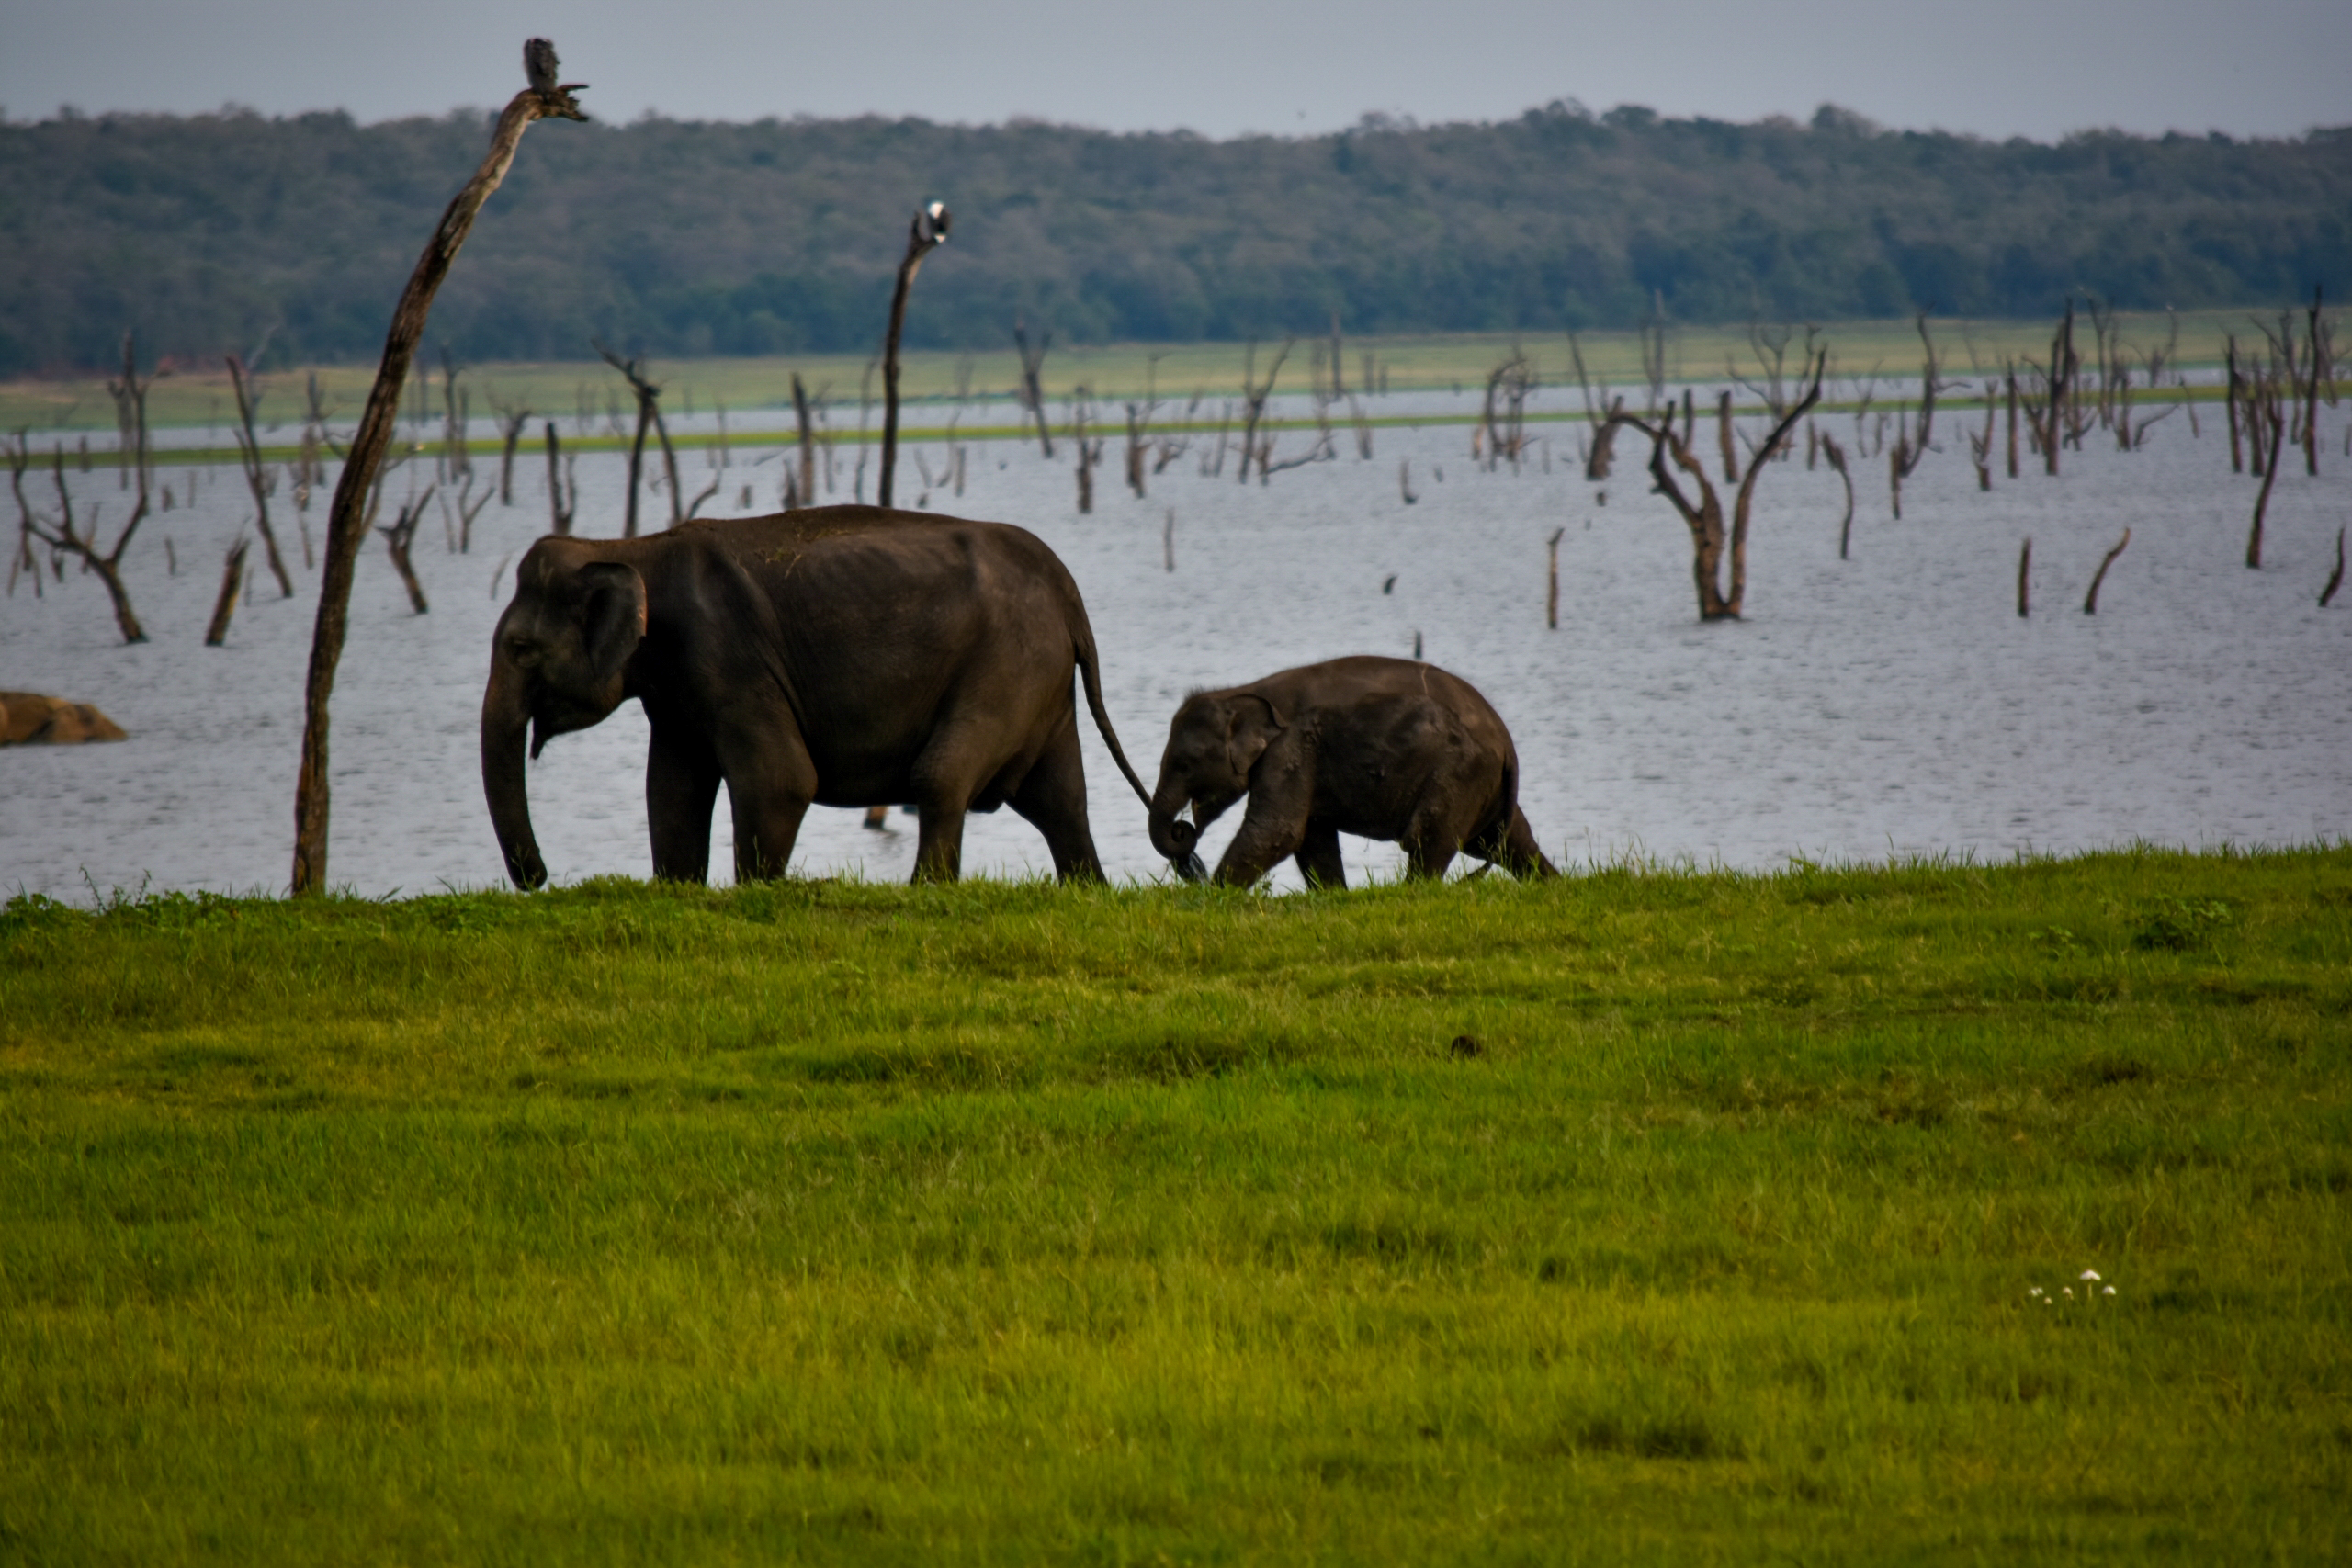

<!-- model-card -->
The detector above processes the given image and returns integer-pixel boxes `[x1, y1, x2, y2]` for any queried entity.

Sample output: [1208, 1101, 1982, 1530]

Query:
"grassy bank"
[0, 310, 2250, 436]
[4, 847, 2348, 1562]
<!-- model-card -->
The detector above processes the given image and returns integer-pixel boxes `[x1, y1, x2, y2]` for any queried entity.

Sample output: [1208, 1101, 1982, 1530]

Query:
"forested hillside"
[2, 100, 2346, 376]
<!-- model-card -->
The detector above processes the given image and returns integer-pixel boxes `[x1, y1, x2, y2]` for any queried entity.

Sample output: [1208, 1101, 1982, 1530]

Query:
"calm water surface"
[5, 388, 2346, 897]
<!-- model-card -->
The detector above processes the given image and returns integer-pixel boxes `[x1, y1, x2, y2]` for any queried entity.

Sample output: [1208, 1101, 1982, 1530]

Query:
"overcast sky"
[3, 0, 2345, 141]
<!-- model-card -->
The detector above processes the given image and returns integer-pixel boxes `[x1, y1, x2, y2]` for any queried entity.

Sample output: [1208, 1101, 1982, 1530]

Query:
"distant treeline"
[3, 100, 2347, 377]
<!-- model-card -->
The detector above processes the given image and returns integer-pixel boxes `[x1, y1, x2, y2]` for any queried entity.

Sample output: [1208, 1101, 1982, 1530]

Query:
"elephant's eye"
[504, 636, 542, 668]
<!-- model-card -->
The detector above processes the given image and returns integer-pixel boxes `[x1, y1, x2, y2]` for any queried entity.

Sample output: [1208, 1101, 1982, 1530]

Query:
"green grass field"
[4, 847, 2347, 1562]
[0, 309, 2253, 439]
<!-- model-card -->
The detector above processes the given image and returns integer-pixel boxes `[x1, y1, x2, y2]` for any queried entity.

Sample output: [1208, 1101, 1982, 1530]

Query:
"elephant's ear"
[579, 561, 648, 686]
[1225, 692, 1287, 778]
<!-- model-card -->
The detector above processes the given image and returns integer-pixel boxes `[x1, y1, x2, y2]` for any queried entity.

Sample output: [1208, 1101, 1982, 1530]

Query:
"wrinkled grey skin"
[481, 506, 1157, 888]
[1148, 655, 1558, 889]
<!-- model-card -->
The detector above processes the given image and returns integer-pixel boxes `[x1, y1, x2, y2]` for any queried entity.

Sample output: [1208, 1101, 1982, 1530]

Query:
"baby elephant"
[1148, 655, 1557, 888]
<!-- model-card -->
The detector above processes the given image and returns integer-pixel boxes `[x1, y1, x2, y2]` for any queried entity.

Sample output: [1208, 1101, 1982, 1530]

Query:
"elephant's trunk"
[481, 660, 548, 890]
[1148, 779, 1209, 884]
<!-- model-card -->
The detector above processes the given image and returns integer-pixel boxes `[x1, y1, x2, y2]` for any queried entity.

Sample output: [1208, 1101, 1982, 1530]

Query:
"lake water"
[4, 384, 2347, 897]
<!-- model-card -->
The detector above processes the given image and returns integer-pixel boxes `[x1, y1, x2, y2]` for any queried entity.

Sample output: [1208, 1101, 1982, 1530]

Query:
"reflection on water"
[4, 389, 2346, 897]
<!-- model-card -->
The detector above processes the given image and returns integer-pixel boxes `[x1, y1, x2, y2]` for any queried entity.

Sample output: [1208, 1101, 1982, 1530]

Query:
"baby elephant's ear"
[1224, 691, 1285, 776]
[578, 561, 647, 685]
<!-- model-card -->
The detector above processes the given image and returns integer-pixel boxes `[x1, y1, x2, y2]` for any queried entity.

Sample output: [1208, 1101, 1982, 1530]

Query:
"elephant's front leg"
[646, 725, 723, 883]
[1293, 822, 1347, 890]
[721, 725, 819, 882]
[1214, 771, 1313, 889]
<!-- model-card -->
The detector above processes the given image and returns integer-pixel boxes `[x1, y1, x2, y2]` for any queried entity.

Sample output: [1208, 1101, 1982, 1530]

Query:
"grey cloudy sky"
[3, 0, 2345, 141]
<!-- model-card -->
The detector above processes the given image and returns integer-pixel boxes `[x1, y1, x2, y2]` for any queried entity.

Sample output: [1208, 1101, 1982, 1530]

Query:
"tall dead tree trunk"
[596, 341, 673, 536]
[1608, 352, 1825, 621]
[292, 39, 584, 896]
[35, 334, 153, 643]
[2017, 538, 2031, 618]
[1012, 319, 1054, 457]
[1546, 527, 1564, 629]
[380, 489, 434, 613]
[2005, 367, 2020, 479]
[2043, 301, 2075, 477]
[2247, 401, 2285, 568]
[2225, 338, 2246, 474]
[224, 354, 296, 597]
[2319, 525, 2345, 608]
[790, 374, 817, 506]
[493, 399, 532, 503]
[1716, 389, 1738, 483]
[2305, 285, 2326, 477]
[542, 422, 573, 534]
[2084, 529, 2130, 614]
[1820, 432, 1854, 559]
[1237, 340, 1293, 485]
[878, 201, 949, 510]
[204, 537, 252, 647]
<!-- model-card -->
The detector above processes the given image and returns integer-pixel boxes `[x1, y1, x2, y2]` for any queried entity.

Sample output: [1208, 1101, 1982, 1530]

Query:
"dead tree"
[492, 396, 533, 503]
[1163, 508, 1176, 572]
[440, 474, 492, 553]
[1483, 352, 1532, 470]
[2247, 400, 2286, 568]
[2084, 528, 2130, 614]
[1237, 340, 1293, 484]
[204, 537, 252, 647]
[1639, 289, 1669, 412]
[1012, 318, 1054, 457]
[438, 346, 471, 482]
[293, 39, 584, 895]
[1887, 314, 1956, 517]
[379, 488, 434, 613]
[24, 442, 149, 641]
[1567, 333, 1624, 479]
[2005, 367, 2021, 479]
[1546, 526, 1564, 629]
[595, 340, 678, 535]
[2017, 538, 2031, 618]
[1070, 393, 1102, 513]
[6, 434, 42, 600]
[2303, 285, 2328, 477]
[877, 201, 950, 510]
[2039, 302, 2076, 476]
[1607, 351, 1826, 621]
[1966, 384, 1996, 490]
[1820, 431, 1855, 559]
[1398, 459, 1418, 505]
[790, 374, 818, 505]
[542, 423, 575, 534]
[2320, 525, 2345, 608]
[224, 353, 297, 597]
[1716, 390, 1738, 483]
[2225, 337, 2247, 473]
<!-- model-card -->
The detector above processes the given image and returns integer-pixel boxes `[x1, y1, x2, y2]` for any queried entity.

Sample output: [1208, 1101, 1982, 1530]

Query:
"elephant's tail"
[1073, 623, 1155, 812]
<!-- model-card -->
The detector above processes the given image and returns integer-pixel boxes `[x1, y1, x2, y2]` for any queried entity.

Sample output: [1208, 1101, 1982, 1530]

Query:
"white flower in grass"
[2063, 1287, 2075, 1299]
[2103, 1286, 2117, 1297]
[2080, 1269, 2102, 1282]
[2028, 1287, 2045, 1298]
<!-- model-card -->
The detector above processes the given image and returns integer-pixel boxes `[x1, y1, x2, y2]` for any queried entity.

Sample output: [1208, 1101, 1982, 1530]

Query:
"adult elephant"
[1148, 655, 1557, 889]
[481, 506, 1159, 887]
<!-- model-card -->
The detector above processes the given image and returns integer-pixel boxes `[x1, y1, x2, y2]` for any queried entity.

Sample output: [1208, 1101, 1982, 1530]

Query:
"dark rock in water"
[0, 693, 128, 745]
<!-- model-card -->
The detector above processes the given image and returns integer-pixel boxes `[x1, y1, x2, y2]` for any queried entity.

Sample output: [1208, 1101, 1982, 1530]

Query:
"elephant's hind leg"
[1466, 803, 1556, 880]
[1294, 822, 1347, 890]
[647, 725, 724, 883]
[1006, 709, 1105, 882]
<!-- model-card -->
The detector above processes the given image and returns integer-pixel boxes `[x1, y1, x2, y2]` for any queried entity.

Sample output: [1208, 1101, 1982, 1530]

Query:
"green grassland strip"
[2, 847, 2346, 1561]
[0, 308, 2266, 436]
[29, 381, 2245, 471]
